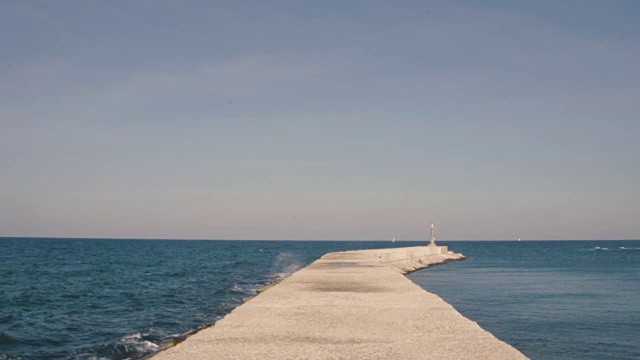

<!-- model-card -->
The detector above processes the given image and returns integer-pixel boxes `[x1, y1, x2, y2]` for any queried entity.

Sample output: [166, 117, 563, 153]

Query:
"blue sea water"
[0, 238, 403, 360]
[408, 240, 640, 360]
[1, 239, 639, 360]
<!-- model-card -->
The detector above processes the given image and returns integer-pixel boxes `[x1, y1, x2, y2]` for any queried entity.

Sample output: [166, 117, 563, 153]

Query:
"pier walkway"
[152, 246, 528, 359]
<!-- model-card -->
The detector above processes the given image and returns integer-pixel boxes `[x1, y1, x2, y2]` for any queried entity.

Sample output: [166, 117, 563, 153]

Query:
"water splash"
[119, 333, 159, 357]
[269, 252, 303, 281]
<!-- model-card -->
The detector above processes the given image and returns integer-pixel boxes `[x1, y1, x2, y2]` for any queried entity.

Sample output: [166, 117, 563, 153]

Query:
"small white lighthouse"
[430, 222, 436, 247]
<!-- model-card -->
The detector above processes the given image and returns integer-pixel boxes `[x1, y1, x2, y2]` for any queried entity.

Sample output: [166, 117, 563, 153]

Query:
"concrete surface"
[152, 246, 529, 359]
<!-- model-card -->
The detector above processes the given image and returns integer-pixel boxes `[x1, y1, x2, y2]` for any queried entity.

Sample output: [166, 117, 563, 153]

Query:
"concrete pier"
[152, 246, 528, 359]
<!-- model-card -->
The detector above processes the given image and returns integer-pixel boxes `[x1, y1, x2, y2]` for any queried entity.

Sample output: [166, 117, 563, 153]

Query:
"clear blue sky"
[2, 0, 639, 240]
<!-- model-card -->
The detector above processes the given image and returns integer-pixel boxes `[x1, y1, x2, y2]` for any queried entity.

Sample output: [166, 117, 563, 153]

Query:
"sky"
[1, 0, 639, 240]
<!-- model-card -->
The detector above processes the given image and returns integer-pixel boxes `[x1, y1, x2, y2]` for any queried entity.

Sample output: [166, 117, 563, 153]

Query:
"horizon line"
[1, 236, 639, 242]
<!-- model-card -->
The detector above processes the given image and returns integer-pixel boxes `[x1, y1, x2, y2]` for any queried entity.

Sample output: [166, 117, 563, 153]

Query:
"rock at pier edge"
[151, 246, 528, 360]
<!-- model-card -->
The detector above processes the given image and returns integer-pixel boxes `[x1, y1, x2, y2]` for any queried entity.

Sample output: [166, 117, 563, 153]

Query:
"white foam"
[120, 333, 159, 353]
[589, 246, 640, 251]
[230, 283, 263, 295]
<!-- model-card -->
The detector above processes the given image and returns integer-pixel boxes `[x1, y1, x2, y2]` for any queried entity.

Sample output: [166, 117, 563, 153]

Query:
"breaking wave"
[589, 246, 640, 251]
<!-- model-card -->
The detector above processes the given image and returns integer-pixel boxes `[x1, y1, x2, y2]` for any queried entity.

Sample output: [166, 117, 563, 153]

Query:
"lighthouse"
[430, 222, 436, 247]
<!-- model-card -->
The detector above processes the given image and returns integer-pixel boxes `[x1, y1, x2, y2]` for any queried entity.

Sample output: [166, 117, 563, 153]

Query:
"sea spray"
[239, 252, 304, 302]
[120, 333, 159, 356]
[269, 252, 303, 281]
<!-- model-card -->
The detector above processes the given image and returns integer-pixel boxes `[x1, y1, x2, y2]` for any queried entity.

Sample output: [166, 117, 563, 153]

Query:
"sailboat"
[392, 237, 396, 243]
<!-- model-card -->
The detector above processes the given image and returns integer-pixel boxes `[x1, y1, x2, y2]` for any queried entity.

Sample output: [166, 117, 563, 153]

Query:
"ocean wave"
[118, 333, 160, 357]
[0, 314, 15, 324]
[0, 331, 19, 346]
[230, 282, 265, 295]
[121, 333, 159, 352]
[589, 246, 640, 251]
[0, 355, 22, 360]
[86, 332, 161, 360]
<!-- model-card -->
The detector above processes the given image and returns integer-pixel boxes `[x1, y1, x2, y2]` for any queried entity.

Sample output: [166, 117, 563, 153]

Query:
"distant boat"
[392, 237, 396, 243]
[518, 238, 521, 242]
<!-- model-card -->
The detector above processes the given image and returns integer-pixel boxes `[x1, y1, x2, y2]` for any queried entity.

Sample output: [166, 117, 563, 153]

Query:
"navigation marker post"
[430, 222, 436, 247]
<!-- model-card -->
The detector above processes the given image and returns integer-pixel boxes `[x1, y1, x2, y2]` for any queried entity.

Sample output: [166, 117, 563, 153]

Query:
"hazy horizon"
[2, 1, 639, 241]
[1, 237, 638, 242]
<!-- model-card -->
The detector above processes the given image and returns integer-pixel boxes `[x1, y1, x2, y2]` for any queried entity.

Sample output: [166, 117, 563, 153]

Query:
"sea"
[1, 238, 639, 360]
